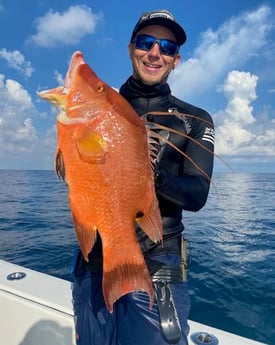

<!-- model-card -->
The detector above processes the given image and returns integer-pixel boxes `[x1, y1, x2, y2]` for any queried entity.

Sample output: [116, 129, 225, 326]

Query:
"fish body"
[38, 51, 162, 311]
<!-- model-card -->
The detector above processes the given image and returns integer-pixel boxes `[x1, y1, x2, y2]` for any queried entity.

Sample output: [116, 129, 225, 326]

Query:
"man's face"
[129, 25, 181, 86]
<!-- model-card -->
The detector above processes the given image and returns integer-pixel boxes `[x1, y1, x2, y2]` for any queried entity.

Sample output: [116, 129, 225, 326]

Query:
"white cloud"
[0, 49, 34, 78]
[29, 5, 103, 48]
[5, 78, 33, 109]
[13, 118, 36, 143]
[54, 70, 64, 86]
[214, 70, 275, 157]
[217, 71, 258, 125]
[0, 74, 37, 155]
[0, 73, 57, 169]
[170, 5, 273, 99]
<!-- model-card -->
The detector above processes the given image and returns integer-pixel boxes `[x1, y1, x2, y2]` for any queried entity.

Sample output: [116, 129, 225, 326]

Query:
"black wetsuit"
[120, 77, 214, 258]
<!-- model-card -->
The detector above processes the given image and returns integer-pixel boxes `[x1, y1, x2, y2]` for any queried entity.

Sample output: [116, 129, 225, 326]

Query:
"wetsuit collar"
[120, 77, 171, 99]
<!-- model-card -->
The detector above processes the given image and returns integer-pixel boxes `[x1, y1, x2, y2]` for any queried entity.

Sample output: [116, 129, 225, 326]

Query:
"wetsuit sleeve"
[155, 116, 214, 212]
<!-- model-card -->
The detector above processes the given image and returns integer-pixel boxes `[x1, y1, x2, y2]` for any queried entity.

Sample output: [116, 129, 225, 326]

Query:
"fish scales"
[38, 51, 163, 312]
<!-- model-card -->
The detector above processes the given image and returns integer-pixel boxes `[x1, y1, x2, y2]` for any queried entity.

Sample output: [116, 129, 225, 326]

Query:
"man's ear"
[173, 53, 181, 69]
[128, 44, 134, 60]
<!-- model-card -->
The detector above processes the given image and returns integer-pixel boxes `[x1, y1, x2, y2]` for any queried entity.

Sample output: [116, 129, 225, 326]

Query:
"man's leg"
[72, 272, 117, 345]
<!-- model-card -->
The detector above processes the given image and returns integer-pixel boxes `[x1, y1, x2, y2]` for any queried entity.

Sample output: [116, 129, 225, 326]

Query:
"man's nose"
[148, 42, 161, 56]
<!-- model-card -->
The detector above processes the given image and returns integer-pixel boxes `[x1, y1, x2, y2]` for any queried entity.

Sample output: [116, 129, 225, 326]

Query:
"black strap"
[145, 257, 164, 275]
[145, 257, 183, 283]
[152, 265, 183, 283]
[146, 258, 184, 344]
[154, 281, 182, 344]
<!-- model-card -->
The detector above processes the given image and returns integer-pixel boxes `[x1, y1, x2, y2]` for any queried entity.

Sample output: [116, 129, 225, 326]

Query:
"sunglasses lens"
[160, 40, 178, 56]
[135, 35, 155, 51]
[135, 35, 178, 56]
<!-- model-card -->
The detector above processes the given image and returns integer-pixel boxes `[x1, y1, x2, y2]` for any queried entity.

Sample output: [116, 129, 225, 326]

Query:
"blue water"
[0, 170, 274, 344]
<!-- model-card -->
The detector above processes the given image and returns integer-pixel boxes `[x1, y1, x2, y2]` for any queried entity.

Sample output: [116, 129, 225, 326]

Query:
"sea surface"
[0, 170, 274, 344]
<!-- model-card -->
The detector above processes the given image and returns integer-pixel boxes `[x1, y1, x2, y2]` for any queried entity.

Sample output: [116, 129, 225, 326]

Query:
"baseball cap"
[130, 9, 187, 46]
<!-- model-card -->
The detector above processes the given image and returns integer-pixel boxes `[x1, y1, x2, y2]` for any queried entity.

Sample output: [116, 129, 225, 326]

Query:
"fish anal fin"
[75, 131, 108, 164]
[72, 214, 97, 261]
[103, 262, 154, 312]
[136, 200, 163, 243]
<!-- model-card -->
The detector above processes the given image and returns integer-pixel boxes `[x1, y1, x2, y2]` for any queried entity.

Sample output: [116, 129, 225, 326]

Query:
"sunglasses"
[134, 34, 179, 57]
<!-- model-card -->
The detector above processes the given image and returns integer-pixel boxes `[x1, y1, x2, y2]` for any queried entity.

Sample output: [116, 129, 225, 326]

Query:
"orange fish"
[38, 51, 162, 312]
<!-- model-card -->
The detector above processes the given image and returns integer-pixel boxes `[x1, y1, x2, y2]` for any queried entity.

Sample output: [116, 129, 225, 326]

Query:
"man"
[73, 9, 214, 345]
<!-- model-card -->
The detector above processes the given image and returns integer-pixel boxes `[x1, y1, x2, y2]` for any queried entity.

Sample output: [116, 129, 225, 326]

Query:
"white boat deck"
[0, 259, 267, 345]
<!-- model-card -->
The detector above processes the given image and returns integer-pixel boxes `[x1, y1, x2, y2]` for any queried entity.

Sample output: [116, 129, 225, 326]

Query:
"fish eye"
[97, 84, 104, 93]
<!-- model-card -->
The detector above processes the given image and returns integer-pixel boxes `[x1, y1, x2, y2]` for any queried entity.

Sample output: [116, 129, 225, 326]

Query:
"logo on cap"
[148, 12, 174, 21]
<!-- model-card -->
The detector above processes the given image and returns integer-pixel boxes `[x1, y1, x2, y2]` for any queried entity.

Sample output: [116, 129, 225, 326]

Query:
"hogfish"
[38, 51, 162, 312]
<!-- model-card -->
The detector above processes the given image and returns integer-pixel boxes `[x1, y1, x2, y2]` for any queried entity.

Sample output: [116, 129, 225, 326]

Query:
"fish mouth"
[37, 51, 87, 124]
[38, 51, 85, 103]
[64, 51, 85, 90]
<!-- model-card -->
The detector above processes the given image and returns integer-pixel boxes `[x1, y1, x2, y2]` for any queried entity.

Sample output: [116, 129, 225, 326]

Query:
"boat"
[0, 259, 267, 345]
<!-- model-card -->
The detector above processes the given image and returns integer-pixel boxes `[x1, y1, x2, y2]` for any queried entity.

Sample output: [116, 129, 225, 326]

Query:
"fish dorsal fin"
[75, 131, 108, 164]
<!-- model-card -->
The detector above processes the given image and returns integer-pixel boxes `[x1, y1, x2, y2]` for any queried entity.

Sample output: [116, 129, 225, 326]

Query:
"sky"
[0, 0, 274, 173]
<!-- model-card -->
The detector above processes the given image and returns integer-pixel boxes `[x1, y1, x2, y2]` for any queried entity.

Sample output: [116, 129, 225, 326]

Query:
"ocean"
[0, 170, 274, 344]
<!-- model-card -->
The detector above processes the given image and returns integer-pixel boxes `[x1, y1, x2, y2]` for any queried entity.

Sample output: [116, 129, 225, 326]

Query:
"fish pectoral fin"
[75, 132, 108, 164]
[73, 214, 98, 262]
[55, 149, 66, 180]
[135, 202, 163, 243]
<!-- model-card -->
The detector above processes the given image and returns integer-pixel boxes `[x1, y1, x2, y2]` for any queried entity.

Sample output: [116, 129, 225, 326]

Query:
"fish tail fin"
[103, 259, 154, 312]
